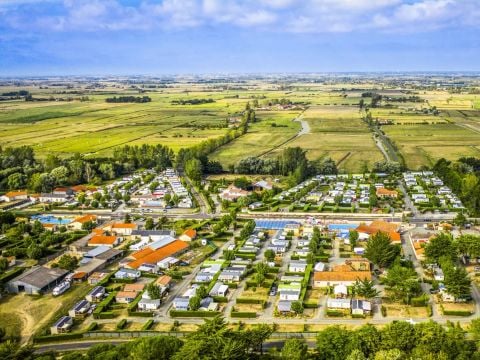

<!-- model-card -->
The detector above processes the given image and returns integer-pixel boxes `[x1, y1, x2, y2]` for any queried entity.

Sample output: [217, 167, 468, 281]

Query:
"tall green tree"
[281, 338, 308, 360]
[364, 232, 400, 268]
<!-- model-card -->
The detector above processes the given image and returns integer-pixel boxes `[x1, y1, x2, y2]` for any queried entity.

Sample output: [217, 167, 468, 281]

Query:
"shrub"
[442, 309, 473, 316]
[231, 311, 257, 318]
[169, 310, 221, 318]
[34, 333, 84, 343]
[86, 322, 98, 332]
[411, 294, 429, 307]
[326, 310, 344, 317]
[116, 319, 127, 330]
[236, 298, 265, 305]
[142, 319, 154, 330]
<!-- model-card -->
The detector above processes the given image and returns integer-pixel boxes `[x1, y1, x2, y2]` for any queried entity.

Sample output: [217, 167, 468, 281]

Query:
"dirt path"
[258, 110, 309, 158]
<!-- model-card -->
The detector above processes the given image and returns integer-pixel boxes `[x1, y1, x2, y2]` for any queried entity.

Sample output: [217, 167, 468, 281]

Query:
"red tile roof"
[88, 235, 117, 245]
[127, 240, 188, 269]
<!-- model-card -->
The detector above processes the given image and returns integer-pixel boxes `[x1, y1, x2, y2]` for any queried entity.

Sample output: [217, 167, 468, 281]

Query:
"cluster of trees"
[19, 317, 480, 359]
[314, 321, 479, 360]
[1, 90, 29, 97]
[171, 98, 215, 105]
[176, 103, 255, 177]
[434, 157, 480, 215]
[234, 148, 337, 186]
[0, 215, 85, 260]
[372, 160, 403, 174]
[0, 144, 174, 192]
[105, 96, 151, 103]
[424, 233, 472, 299]
[361, 92, 383, 108]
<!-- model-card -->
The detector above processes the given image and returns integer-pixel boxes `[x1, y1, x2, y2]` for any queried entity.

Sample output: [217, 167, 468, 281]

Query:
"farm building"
[7, 266, 69, 294]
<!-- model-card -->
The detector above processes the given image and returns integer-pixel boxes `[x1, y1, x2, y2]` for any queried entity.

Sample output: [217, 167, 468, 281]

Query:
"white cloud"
[1, 0, 479, 33]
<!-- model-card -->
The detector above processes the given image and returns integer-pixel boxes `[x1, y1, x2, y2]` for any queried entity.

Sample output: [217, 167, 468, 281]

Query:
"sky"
[0, 0, 480, 75]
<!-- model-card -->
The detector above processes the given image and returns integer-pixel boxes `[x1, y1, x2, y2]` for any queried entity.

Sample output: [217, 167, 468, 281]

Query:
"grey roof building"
[7, 266, 69, 295]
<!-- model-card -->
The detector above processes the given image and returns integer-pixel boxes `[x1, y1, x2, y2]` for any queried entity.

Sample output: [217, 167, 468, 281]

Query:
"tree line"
[105, 96, 151, 103]
[433, 157, 480, 215]
[171, 99, 215, 105]
[0, 144, 173, 192]
[234, 149, 337, 186]
[9, 315, 480, 359]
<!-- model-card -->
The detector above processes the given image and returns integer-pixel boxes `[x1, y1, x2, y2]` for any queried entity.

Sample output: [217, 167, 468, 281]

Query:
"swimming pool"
[328, 224, 358, 232]
[31, 215, 72, 225]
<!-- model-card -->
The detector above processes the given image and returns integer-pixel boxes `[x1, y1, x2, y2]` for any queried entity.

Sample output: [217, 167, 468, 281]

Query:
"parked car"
[269, 287, 277, 296]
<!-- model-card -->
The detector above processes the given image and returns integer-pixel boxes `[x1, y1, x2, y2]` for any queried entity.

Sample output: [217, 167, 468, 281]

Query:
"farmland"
[2, 76, 480, 172]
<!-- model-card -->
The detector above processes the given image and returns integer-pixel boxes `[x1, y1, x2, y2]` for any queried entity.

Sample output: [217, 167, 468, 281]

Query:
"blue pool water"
[328, 224, 358, 231]
[31, 215, 72, 225]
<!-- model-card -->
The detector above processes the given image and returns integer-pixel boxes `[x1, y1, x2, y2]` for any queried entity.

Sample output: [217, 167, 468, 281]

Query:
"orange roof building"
[313, 271, 372, 287]
[123, 283, 145, 292]
[156, 275, 172, 287]
[179, 229, 197, 241]
[88, 235, 119, 247]
[1, 191, 28, 202]
[356, 221, 401, 244]
[376, 188, 398, 198]
[127, 240, 189, 269]
[73, 214, 97, 224]
[111, 223, 138, 235]
[71, 214, 97, 229]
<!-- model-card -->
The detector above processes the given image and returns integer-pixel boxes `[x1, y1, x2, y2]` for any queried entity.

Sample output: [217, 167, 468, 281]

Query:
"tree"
[26, 244, 43, 259]
[316, 326, 354, 360]
[264, 249, 275, 262]
[145, 217, 154, 230]
[189, 295, 201, 311]
[364, 232, 400, 268]
[443, 265, 471, 299]
[81, 220, 95, 232]
[281, 338, 308, 360]
[223, 250, 235, 261]
[346, 349, 367, 360]
[57, 254, 78, 271]
[185, 158, 203, 183]
[453, 212, 467, 226]
[7, 172, 26, 190]
[129, 336, 183, 360]
[349, 230, 359, 248]
[353, 279, 380, 299]
[353, 324, 381, 358]
[424, 233, 457, 263]
[50, 166, 69, 185]
[381, 321, 416, 353]
[373, 349, 405, 360]
[291, 301, 304, 314]
[196, 285, 207, 299]
[146, 283, 161, 300]
[124, 213, 132, 224]
[382, 262, 421, 302]
[0, 258, 8, 273]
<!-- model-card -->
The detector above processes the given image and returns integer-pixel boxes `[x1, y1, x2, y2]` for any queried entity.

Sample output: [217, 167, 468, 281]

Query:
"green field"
[2, 80, 480, 172]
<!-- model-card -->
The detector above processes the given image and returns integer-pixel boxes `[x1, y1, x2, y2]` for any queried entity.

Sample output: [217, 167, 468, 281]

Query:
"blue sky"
[0, 0, 479, 75]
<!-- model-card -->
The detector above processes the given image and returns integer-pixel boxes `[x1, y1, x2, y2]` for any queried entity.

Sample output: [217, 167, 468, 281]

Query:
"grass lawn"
[233, 303, 263, 313]
[441, 302, 475, 314]
[383, 303, 429, 318]
[0, 282, 91, 343]
[240, 287, 269, 301]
